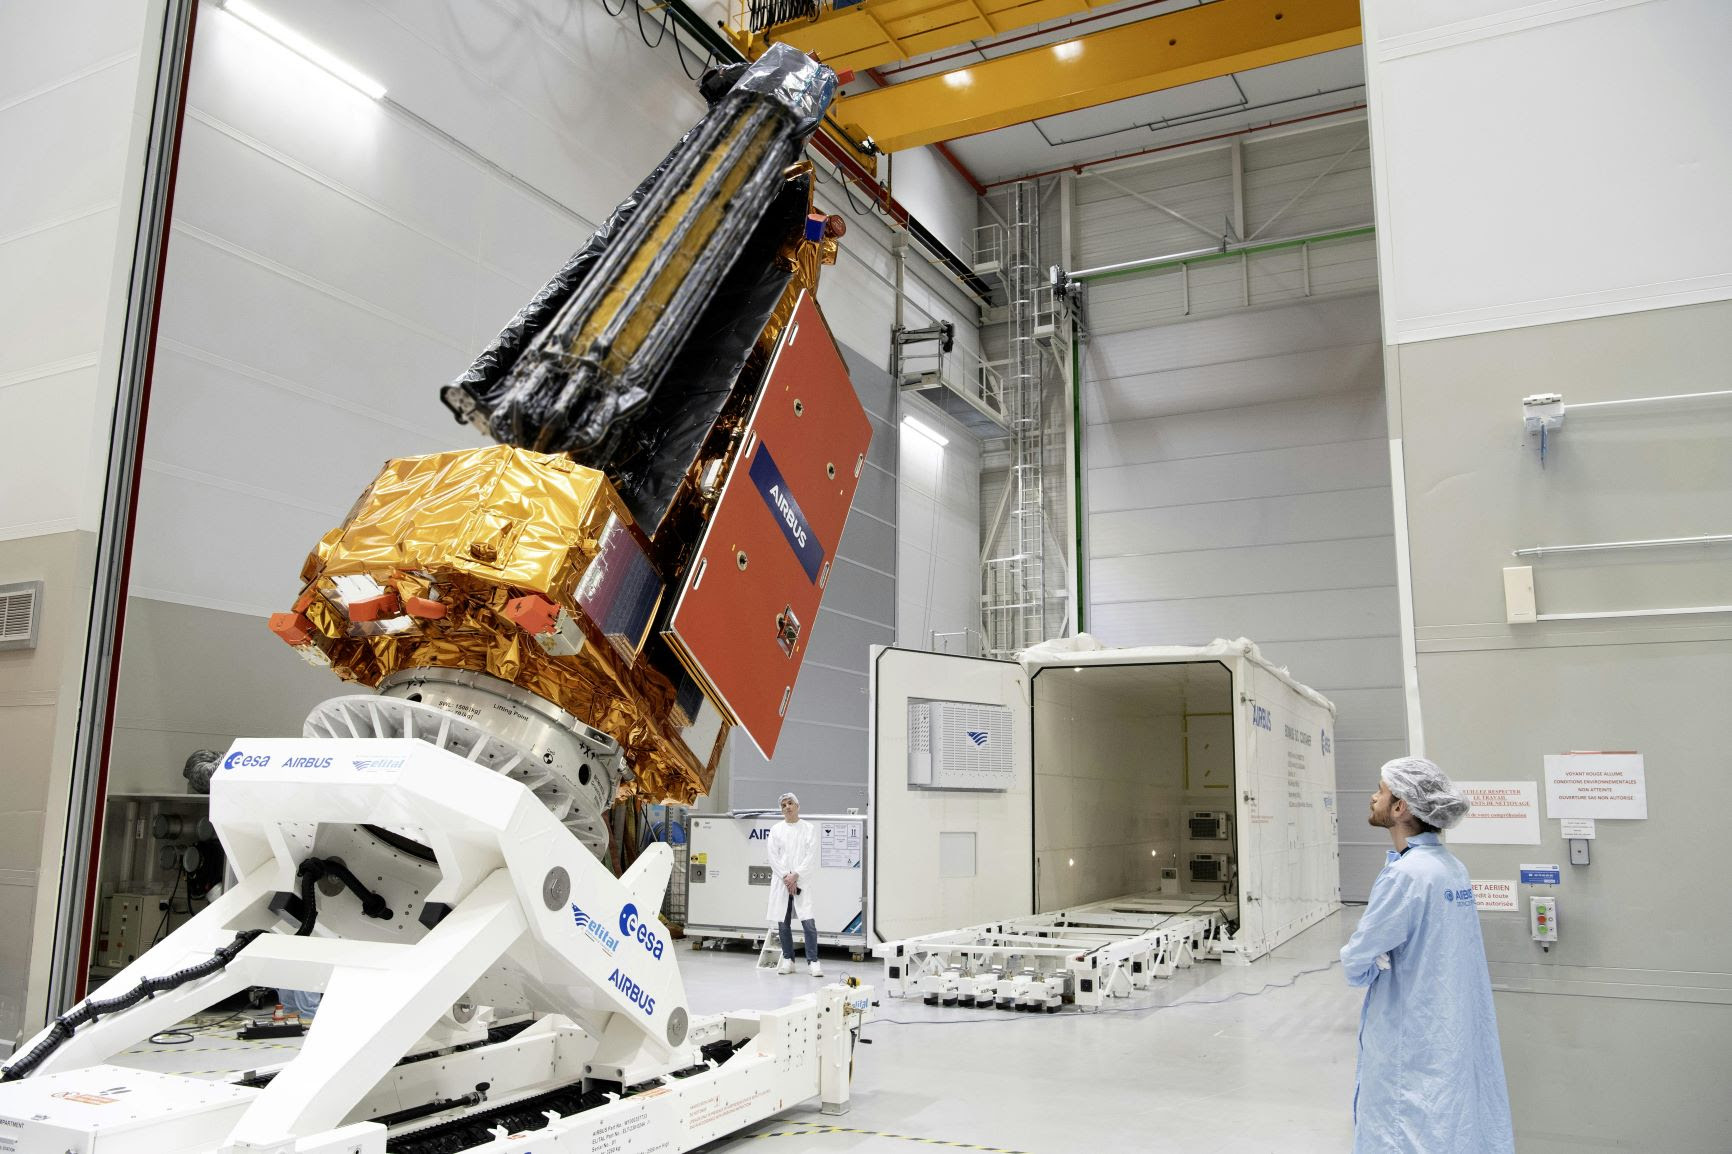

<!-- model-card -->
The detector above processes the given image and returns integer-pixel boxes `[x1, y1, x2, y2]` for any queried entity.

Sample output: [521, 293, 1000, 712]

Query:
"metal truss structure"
[874, 895, 1235, 1014]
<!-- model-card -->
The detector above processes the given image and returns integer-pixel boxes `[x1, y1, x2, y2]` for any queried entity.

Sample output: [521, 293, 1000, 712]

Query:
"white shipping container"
[868, 637, 1340, 961]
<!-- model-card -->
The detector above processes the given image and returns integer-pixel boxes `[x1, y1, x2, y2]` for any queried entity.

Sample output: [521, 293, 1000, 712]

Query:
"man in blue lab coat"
[1341, 757, 1514, 1153]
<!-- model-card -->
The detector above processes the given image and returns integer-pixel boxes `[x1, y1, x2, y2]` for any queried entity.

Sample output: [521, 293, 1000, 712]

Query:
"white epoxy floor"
[113, 911, 1367, 1153]
[692, 909, 1365, 1154]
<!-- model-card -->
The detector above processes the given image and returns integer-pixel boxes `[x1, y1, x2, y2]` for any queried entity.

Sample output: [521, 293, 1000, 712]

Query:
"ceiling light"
[901, 415, 949, 446]
[942, 69, 974, 90]
[225, 0, 387, 100]
[1053, 41, 1083, 61]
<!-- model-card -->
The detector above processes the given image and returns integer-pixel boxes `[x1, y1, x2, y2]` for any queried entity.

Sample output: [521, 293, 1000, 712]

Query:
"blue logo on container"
[223, 751, 270, 770]
[965, 730, 989, 747]
[749, 445, 826, 583]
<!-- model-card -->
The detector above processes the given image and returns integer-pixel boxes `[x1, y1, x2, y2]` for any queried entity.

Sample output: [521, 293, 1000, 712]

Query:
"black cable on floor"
[1, 928, 266, 1081]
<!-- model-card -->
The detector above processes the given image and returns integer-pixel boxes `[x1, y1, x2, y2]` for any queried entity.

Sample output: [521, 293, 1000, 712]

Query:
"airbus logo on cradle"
[620, 903, 667, 960]
[570, 903, 620, 953]
[223, 752, 270, 770]
[747, 828, 772, 840]
[282, 756, 333, 769]
[608, 967, 655, 1016]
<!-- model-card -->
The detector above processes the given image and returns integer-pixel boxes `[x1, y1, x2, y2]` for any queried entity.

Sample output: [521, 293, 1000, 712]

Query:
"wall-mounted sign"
[1544, 753, 1646, 820]
[1451, 781, 1540, 845]
[1471, 880, 1519, 912]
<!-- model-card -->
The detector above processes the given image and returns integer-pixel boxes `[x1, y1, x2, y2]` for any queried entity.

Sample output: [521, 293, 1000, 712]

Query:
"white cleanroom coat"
[765, 818, 820, 922]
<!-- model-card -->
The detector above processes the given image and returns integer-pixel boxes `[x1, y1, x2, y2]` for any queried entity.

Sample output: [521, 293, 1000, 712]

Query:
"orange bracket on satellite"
[503, 594, 560, 635]
[269, 612, 315, 646]
[405, 596, 448, 619]
[348, 592, 402, 622]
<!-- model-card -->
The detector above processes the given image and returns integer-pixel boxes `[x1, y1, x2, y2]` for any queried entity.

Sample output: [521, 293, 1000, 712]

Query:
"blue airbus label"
[749, 445, 825, 583]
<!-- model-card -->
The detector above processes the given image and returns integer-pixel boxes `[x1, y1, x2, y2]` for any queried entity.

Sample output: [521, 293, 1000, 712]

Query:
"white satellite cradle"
[0, 683, 871, 1154]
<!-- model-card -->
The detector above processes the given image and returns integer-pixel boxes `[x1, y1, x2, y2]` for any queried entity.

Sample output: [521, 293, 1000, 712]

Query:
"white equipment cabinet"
[869, 636, 1341, 964]
[686, 814, 866, 954]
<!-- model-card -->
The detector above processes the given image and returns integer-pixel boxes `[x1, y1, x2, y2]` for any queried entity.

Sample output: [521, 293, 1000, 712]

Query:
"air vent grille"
[0, 581, 41, 651]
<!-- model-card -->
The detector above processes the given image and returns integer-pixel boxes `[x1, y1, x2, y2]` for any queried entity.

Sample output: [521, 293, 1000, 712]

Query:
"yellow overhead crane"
[726, 0, 1361, 156]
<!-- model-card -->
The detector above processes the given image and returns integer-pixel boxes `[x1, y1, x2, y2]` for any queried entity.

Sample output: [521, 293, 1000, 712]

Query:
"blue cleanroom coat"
[1340, 832, 1515, 1153]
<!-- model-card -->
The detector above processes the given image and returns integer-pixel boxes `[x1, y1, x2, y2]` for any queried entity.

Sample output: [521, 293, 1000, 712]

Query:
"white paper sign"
[1471, 880, 1519, 912]
[1560, 818, 1595, 840]
[820, 822, 862, 869]
[1450, 781, 1540, 845]
[1544, 753, 1647, 819]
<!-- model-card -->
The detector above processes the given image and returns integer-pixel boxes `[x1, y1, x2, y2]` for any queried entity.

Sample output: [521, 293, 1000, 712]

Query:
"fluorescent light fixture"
[942, 69, 974, 90]
[225, 0, 387, 100]
[1053, 40, 1083, 61]
[900, 415, 949, 446]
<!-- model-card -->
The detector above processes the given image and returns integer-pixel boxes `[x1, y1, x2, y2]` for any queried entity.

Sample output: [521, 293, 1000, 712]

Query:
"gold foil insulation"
[272, 445, 726, 803]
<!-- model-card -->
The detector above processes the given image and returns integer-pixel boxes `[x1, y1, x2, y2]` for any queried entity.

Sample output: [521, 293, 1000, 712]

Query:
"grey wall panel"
[1090, 438, 1389, 512]
[1092, 537, 1397, 603]
[1082, 291, 1401, 899]
[726, 344, 896, 812]
[1390, 299, 1732, 1152]
[1090, 487, 1394, 556]
[1089, 588, 1400, 648]
[1254, 636, 1403, 691]
[1089, 390, 1389, 468]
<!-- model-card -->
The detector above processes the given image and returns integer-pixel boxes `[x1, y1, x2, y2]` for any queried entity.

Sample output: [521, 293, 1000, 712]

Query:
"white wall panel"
[1365, 0, 1732, 343]
[897, 395, 982, 650]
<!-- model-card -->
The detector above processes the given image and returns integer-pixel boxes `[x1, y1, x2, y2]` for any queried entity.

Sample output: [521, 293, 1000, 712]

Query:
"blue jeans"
[778, 893, 818, 962]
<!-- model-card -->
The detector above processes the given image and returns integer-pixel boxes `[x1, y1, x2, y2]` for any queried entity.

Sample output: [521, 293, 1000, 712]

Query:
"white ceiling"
[851, 0, 1366, 186]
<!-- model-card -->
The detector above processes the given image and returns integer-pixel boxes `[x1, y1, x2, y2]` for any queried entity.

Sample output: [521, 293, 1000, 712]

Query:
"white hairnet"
[1380, 757, 1470, 829]
[777, 791, 799, 806]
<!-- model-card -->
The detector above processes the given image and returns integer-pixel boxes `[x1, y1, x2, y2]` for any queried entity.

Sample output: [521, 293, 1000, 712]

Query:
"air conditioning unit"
[0, 581, 42, 651]
[908, 700, 1014, 791]
[1188, 811, 1232, 841]
[1188, 853, 1235, 885]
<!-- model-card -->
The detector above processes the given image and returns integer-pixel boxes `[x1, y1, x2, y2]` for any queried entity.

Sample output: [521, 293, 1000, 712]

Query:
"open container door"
[1234, 654, 1342, 959]
[868, 647, 1033, 944]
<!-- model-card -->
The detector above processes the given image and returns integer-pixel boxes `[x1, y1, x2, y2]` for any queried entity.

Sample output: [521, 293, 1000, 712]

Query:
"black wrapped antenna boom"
[441, 45, 837, 459]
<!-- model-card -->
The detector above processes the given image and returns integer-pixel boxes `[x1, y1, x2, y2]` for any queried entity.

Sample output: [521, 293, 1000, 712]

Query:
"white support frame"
[0, 736, 872, 1153]
[873, 894, 1229, 1012]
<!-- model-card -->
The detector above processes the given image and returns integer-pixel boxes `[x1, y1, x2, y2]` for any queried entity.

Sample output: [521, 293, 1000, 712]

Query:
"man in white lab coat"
[766, 791, 822, 976]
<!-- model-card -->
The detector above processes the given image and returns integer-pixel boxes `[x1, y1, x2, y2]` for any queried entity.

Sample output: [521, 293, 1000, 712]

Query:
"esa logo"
[223, 751, 270, 770]
[768, 485, 809, 549]
[607, 967, 655, 1016]
[747, 827, 771, 840]
[620, 903, 666, 960]
[1250, 705, 1273, 732]
[281, 756, 332, 769]
[965, 730, 989, 747]
[1320, 729, 1332, 755]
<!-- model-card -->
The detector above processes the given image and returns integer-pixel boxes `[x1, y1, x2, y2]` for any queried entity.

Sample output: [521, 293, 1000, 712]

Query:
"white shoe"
[808, 961, 824, 977]
[777, 958, 794, 975]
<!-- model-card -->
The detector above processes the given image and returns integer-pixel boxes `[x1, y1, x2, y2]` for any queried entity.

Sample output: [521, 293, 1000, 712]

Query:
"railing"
[897, 341, 1007, 426]
[971, 223, 1006, 276]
